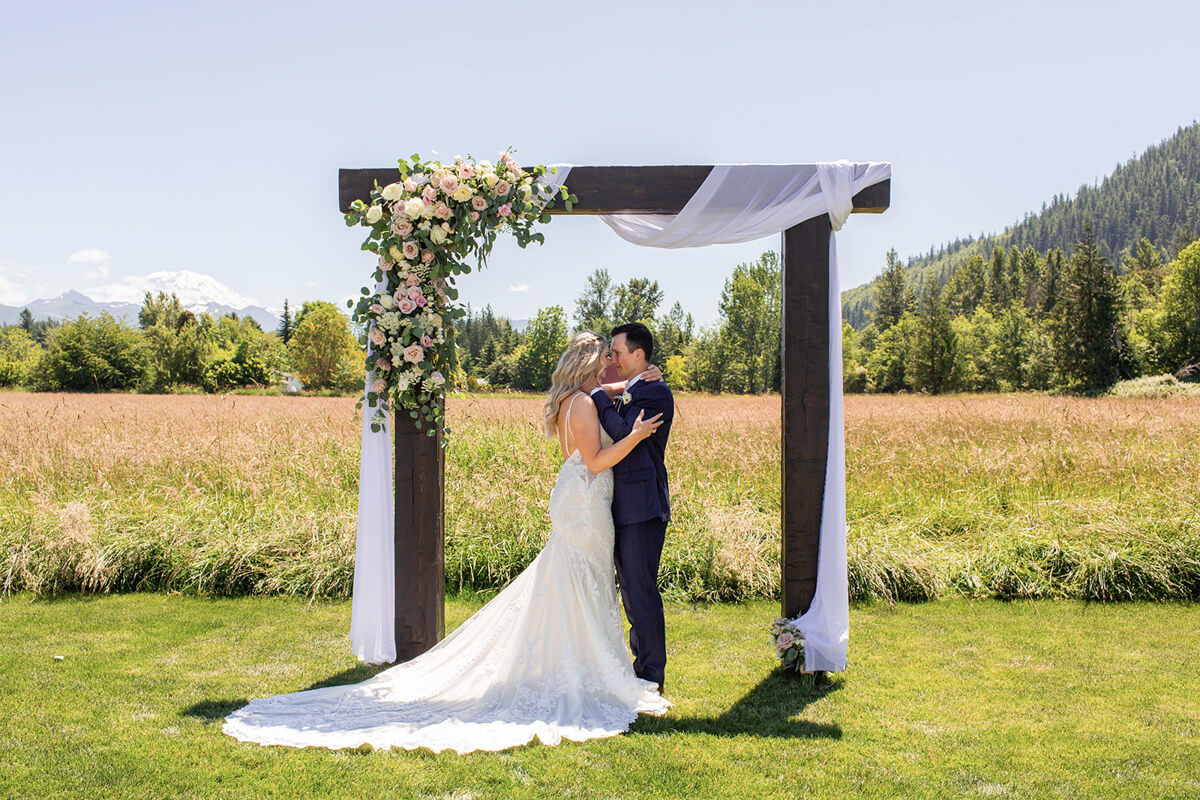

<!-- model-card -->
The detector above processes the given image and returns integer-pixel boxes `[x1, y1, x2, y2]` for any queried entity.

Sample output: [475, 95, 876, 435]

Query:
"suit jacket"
[591, 379, 674, 526]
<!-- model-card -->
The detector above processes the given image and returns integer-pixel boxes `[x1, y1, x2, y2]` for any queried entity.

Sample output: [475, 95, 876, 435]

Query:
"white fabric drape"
[351, 167, 572, 664]
[350, 283, 396, 665]
[603, 161, 891, 671]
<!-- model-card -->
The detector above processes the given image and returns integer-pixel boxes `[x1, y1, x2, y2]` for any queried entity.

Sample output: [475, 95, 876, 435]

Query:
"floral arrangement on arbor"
[344, 151, 574, 434]
[770, 617, 807, 674]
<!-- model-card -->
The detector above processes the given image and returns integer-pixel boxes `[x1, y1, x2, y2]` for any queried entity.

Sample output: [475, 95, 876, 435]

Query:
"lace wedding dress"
[223, 393, 670, 753]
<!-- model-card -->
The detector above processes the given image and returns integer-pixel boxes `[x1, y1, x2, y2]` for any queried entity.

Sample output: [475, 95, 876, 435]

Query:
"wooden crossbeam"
[339, 166, 890, 216]
[338, 164, 889, 661]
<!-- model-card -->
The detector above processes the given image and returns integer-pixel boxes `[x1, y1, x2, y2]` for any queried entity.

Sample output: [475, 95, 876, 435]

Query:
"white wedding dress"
[223, 393, 670, 753]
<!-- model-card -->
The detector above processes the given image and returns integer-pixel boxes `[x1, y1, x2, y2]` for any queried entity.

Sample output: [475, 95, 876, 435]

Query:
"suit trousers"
[613, 517, 668, 685]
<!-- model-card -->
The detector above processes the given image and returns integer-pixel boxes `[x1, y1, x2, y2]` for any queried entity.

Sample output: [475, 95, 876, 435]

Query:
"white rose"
[403, 198, 425, 220]
[451, 185, 473, 203]
[429, 225, 448, 245]
[381, 183, 404, 202]
[483, 172, 499, 188]
[365, 205, 383, 224]
[420, 200, 435, 219]
[379, 294, 394, 309]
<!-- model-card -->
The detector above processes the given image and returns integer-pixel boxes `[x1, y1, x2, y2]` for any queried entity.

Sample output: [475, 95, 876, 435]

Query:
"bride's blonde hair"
[542, 331, 607, 437]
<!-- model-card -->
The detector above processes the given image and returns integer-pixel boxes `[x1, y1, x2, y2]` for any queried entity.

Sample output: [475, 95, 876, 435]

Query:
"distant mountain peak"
[83, 270, 259, 309]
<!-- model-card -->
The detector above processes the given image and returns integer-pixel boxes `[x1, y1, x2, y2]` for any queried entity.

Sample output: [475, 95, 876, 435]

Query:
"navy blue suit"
[590, 379, 674, 686]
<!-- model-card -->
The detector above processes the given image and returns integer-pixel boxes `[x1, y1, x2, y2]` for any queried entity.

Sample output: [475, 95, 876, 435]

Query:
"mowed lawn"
[2, 593, 1198, 800]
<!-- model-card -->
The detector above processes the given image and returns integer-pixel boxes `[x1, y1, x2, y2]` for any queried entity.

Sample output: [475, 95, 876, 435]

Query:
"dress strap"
[562, 392, 583, 455]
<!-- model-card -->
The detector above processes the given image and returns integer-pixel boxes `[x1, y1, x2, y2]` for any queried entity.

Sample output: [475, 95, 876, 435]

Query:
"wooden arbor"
[339, 166, 891, 662]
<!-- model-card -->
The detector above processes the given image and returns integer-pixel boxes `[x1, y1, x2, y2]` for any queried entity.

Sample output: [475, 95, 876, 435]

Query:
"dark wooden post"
[781, 216, 832, 619]
[391, 400, 444, 661]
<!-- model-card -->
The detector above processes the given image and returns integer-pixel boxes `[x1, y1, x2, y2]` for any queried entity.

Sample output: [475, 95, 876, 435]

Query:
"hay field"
[2, 391, 1198, 601]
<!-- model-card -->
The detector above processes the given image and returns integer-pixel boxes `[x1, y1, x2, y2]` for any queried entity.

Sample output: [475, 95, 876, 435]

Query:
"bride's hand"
[631, 410, 663, 441]
[640, 364, 663, 382]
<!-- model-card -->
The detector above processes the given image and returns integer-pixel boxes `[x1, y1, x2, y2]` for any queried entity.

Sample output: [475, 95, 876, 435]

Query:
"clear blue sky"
[3, 0, 1197, 326]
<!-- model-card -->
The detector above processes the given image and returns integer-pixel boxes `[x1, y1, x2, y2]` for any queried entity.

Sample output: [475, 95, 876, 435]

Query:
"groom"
[590, 322, 674, 694]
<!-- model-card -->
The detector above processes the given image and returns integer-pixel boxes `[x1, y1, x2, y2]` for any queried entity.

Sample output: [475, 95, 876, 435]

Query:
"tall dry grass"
[2, 391, 1198, 602]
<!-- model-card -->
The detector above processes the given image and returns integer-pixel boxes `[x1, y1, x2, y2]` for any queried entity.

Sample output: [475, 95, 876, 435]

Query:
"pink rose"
[407, 273, 421, 287]
[391, 218, 413, 237]
[369, 303, 384, 315]
[415, 294, 427, 307]
[498, 203, 512, 217]
[470, 195, 488, 211]
[434, 202, 452, 220]
[376, 358, 391, 371]
[421, 249, 435, 264]
[402, 241, 420, 260]
[403, 178, 418, 194]
[398, 298, 416, 314]
[470, 211, 479, 221]
[494, 179, 511, 197]
[421, 334, 433, 347]
[369, 328, 386, 346]
[371, 377, 386, 393]
[457, 164, 474, 180]
[422, 185, 438, 204]
[440, 174, 459, 194]
[407, 286, 422, 300]
[777, 631, 795, 648]
[403, 344, 424, 364]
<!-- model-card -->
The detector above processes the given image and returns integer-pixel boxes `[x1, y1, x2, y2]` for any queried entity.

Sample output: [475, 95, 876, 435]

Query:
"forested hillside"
[843, 122, 1200, 328]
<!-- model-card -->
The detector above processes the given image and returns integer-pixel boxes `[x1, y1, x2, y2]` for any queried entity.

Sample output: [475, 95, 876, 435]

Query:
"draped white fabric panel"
[351, 167, 572, 664]
[603, 161, 891, 671]
[600, 161, 890, 245]
[350, 286, 396, 665]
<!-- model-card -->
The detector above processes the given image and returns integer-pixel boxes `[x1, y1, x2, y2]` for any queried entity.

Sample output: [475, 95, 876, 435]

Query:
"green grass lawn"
[3, 594, 1197, 799]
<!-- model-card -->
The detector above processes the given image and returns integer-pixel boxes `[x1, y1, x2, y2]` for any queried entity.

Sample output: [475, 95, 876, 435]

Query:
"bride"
[223, 331, 670, 753]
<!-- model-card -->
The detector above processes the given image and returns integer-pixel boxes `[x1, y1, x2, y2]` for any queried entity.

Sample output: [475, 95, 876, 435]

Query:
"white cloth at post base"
[350, 166, 573, 665]
[602, 161, 892, 671]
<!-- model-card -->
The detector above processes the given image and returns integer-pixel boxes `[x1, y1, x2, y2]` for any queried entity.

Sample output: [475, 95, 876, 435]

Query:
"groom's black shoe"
[656, 682, 665, 695]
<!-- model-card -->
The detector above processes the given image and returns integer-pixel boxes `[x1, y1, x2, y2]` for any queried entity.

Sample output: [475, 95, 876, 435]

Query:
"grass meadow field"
[3, 391, 1199, 798]
[2, 391, 1198, 603]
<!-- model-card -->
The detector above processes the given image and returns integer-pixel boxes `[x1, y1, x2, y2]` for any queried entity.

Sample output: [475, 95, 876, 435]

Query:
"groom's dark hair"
[610, 322, 654, 362]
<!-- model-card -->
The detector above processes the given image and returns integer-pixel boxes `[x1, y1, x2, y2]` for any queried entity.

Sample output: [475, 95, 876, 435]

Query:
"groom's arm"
[590, 383, 672, 442]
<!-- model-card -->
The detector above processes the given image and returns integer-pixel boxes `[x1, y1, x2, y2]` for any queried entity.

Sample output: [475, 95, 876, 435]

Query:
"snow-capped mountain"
[0, 271, 280, 330]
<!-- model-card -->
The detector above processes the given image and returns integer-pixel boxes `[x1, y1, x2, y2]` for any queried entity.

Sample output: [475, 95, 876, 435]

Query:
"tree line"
[0, 294, 363, 393]
[3, 231, 1196, 396]
[847, 228, 1200, 394]
[454, 254, 783, 394]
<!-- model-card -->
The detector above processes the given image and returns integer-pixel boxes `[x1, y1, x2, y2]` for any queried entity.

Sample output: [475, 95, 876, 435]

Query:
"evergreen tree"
[19, 308, 33, 333]
[277, 299, 294, 344]
[872, 248, 907, 330]
[656, 301, 694, 360]
[944, 254, 987, 316]
[910, 282, 957, 393]
[1051, 223, 1121, 391]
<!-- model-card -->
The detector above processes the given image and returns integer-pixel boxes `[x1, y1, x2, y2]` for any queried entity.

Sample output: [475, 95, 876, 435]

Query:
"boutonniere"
[616, 391, 633, 407]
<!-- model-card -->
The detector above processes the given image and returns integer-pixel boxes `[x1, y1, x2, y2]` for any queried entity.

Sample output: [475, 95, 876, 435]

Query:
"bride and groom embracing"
[224, 322, 678, 753]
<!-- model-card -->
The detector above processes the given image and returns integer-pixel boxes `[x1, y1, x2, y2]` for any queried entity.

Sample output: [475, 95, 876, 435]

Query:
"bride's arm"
[596, 364, 663, 397]
[568, 395, 662, 474]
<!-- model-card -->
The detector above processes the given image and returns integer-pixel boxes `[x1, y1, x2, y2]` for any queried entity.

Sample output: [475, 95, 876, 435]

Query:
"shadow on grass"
[629, 670, 843, 740]
[183, 663, 393, 725]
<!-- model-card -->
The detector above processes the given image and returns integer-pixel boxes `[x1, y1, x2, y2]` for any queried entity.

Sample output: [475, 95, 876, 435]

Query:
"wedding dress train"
[223, 398, 669, 753]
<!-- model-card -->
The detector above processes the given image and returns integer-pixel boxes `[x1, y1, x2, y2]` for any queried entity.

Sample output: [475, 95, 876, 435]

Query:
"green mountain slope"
[843, 122, 1200, 328]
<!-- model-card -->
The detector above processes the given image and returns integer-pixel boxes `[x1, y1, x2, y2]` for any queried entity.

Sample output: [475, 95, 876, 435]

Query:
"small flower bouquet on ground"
[770, 617, 808, 674]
